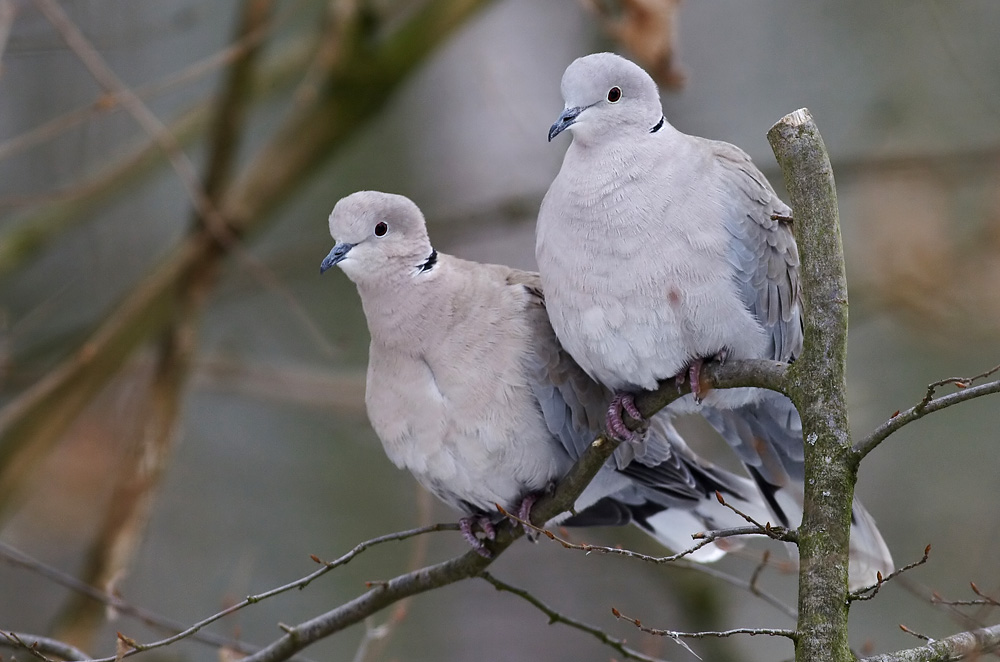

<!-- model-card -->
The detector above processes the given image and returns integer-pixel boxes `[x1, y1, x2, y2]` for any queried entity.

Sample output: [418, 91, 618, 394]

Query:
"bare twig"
[97, 523, 454, 662]
[898, 625, 934, 643]
[348, 487, 433, 662]
[711, 491, 799, 542]
[920, 364, 1000, 407]
[856, 367, 1000, 458]
[499, 503, 791, 563]
[479, 572, 668, 662]
[932, 583, 1000, 609]
[612, 607, 798, 641]
[227, 433, 624, 662]
[2, 629, 91, 661]
[850, 545, 931, 602]
[0, 541, 255, 654]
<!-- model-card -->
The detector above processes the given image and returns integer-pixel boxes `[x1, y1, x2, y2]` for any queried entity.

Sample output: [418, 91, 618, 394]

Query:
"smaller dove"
[321, 190, 769, 559]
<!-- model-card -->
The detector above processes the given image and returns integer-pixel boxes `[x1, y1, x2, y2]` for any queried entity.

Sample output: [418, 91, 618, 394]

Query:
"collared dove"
[321, 190, 771, 559]
[536, 52, 892, 586]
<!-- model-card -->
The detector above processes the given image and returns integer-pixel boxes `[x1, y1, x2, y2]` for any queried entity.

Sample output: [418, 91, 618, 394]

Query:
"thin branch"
[612, 607, 798, 641]
[711, 491, 799, 543]
[93, 524, 456, 662]
[350, 487, 434, 662]
[1, 630, 92, 661]
[0, 541, 256, 654]
[850, 545, 931, 602]
[219, 432, 625, 662]
[499, 503, 793, 562]
[0, 524, 450, 660]
[897, 625, 934, 643]
[931, 583, 1000, 609]
[635, 358, 789, 417]
[855, 369, 1000, 458]
[479, 572, 668, 662]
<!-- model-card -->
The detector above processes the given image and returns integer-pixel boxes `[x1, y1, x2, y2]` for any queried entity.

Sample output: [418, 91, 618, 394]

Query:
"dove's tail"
[701, 390, 895, 590]
[565, 417, 784, 564]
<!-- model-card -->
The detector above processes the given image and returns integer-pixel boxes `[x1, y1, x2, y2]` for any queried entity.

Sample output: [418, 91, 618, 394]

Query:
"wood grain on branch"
[768, 108, 854, 662]
[860, 623, 1000, 662]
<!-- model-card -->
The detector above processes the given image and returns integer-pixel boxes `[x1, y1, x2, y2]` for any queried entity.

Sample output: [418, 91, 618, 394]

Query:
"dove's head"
[548, 52, 664, 145]
[321, 191, 436, 286]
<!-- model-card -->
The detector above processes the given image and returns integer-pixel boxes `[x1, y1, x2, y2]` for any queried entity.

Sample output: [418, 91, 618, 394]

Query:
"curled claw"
[459, 515, 495, 558]
[678, 351, 727, 404]
[517, 493, 539, 541]
[606, 392, 644, 443]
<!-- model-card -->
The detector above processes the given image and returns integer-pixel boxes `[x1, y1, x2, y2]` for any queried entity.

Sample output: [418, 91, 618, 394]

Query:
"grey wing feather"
[507, 270, 711, 499]
[506, 270, 610, 463]
[712, 140, 803, 363]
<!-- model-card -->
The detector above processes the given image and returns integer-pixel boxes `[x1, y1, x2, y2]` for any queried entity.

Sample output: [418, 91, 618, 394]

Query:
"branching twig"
[1, 630, 92, 661]
[0, 541, 255, 654]
[710, 491, 799, 542]
[850, 545, 931, 602]
[1, 524, 450, 661]
[499, 503, 792, 563]
[612, 607, 798, 641]
[479, 572, 667, 662]
[855, 370, 1000, 459]
[898, 624, 934, 643]
[932, 583, 1000, 609]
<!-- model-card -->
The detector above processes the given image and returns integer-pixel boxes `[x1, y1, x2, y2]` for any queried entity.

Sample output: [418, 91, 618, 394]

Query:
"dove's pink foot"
[606, 392, 644, 442]
[676, 350, 728, 404]
[459, 515, 496, 558]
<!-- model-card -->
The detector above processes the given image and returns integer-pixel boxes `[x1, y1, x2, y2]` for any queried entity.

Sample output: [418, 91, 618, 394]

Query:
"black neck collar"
[417, 248, 437, 273]
[650, 115, 665, 133]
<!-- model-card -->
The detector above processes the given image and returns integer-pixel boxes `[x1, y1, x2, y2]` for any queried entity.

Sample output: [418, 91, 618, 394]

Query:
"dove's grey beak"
[320, 242, 354, 274]
[548, 106, 582, 142]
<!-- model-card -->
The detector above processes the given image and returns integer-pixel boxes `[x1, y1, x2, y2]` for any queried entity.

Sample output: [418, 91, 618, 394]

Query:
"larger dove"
[536, 52, 892, 585]
[320, 190, 769, 559]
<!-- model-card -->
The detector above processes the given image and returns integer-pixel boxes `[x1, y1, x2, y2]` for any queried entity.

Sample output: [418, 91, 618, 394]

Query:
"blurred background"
[1, 1, 999, 660]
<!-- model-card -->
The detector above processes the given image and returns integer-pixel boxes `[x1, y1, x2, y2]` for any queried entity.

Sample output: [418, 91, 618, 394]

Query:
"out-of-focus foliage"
[1, 1, 999, 661]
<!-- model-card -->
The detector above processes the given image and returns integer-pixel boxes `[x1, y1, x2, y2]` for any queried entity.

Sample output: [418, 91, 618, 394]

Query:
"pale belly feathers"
[365, 336, 572, 515]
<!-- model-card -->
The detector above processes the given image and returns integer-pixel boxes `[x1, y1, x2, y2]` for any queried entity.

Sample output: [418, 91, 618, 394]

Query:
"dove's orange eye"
[374, 222, 388, 236]
[607, 86, 622, 103]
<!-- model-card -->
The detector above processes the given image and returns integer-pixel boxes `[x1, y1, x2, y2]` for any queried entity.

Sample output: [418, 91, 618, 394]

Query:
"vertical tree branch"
[768, 109, 854, 662]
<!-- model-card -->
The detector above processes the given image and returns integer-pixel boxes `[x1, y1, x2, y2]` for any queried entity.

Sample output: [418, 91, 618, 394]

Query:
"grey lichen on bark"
[767, 108, 855, 662]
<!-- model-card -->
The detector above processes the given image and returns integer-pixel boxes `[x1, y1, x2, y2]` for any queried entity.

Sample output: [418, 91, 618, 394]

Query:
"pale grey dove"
[321, 190, 772, 559]
[536, 52, 892, 587]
